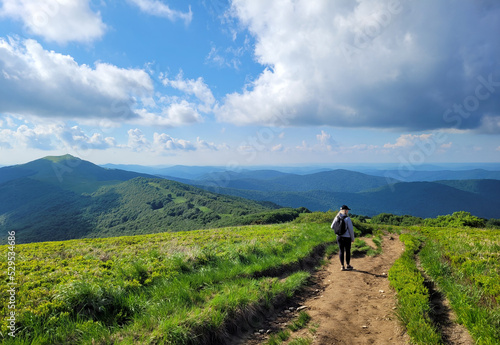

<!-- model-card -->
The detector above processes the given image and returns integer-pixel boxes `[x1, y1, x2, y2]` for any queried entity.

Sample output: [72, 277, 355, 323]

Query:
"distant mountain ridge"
[196, 179, 500, 219]
[364, 169, 500, 182]
[103, 163, 500, 182]
[102, 163, 231, 180]
[189, 169, 400, 193]
[2, 155, 500, 244]
[168, 168, 500, 219]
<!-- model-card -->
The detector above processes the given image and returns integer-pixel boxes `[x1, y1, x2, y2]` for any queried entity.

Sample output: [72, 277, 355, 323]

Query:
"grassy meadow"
[1, 213, 350, 345]
[3, 210, 499, 345]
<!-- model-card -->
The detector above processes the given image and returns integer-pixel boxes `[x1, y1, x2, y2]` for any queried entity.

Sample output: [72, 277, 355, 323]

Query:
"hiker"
[331, 205, 355, 271]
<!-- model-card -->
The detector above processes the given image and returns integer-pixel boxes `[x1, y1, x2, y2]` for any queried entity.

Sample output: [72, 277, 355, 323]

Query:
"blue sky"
[0, 0, 499, 168]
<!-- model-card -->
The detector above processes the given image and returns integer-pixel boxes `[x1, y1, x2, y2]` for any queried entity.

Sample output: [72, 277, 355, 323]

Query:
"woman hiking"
[331, 205, 355, 271]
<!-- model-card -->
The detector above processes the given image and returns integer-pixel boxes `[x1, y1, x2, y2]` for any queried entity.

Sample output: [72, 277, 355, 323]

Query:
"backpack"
[331, 215, 347, 236]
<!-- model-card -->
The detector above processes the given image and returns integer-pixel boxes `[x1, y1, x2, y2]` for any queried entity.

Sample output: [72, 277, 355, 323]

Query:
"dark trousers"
[337, 236, 352, 266]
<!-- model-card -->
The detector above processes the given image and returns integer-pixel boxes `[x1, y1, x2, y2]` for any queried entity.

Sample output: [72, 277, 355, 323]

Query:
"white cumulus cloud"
[1, 124, 54, 150]
[0, 37, 153, 121]
[316, 130, 337, 151]
[0, 0, 106, 44]
[135, 100, 203, 127]
[127, 128, 151, 152]
[0, 122, 119, 151]
[384, 134, 433, 149]
[162, 72, 216, 112]
[125, 129, 223, 154]
[128, 0, 192, 25]
[153, 133, 195, 151]
[0, 37, 205, 128]
[56, 125, 117, 151]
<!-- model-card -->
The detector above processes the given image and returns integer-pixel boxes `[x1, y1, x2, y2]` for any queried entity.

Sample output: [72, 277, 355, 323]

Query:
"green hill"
[0, 155, 285, 244]
[0, 154, 155, 193]
[436, 179, 500, 195]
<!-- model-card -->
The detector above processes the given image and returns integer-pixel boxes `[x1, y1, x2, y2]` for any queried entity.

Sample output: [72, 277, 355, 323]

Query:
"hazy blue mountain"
[195, 179, 500, 219]
[163, 167, 500, 219]
[101, 164, 233, 179]
[100, 163, 168, 176]
[435, 179, 500, 196]
[361, 169, 500, 182]
[199, 169, 291, 181]
[191, 169, 400, 193]
[355, 181, 499, 218]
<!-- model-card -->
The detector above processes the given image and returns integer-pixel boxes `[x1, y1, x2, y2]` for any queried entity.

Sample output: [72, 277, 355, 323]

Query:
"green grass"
[173, 196, 188, 204]
[388, 232, 442, 345]
[198, 206, 211, 213]
[371, 234, 383, 254]
[288, 338, 313, 345]
[351, 233, 382, 256]
[418, 227, 500, 344]
[287, 311, 312, 332]
[266, 330, 291, 345]
[264, 311, 313, 345]
[389, 226, 500, 345]
[0, 222, 334, 344]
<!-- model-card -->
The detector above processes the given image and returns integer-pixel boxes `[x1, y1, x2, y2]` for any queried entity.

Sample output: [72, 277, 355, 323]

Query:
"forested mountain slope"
[0, 156, 280, 243]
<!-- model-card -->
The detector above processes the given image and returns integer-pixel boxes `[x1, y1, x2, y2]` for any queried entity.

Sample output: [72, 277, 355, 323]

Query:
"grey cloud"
[217, 0, 500, 133]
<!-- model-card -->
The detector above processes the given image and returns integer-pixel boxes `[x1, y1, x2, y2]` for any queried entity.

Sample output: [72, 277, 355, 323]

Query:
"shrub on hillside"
[352, 220, 374, 237]
[293, 211, 336, 224]
[424, 211, 486, 228]
[222, 207, 310, 226]
[350, 214, 370, 223]
[486, 218, 500, 229]
[371, 213, 423, 226]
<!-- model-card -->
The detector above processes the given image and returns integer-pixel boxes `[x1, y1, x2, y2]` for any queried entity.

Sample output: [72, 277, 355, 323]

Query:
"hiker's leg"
[337, 236, 345, 266]
[345, 240, 352, 266]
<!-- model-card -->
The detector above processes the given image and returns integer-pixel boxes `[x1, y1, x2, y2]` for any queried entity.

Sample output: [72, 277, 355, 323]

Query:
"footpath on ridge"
[241, 234, 410, 345]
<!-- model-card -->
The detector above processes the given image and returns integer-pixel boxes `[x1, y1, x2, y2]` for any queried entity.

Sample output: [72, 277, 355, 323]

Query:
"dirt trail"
[241, 234, 409, 345]
[240, 234, 476, 345]
[298, 234, 408, 345]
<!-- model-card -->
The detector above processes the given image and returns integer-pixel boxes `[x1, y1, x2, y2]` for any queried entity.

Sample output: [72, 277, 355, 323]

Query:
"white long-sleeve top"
[331, 212, 355, 241]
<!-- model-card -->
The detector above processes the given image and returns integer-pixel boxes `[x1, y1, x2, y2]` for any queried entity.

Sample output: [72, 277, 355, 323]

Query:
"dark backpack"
[332, 216, 347, 236]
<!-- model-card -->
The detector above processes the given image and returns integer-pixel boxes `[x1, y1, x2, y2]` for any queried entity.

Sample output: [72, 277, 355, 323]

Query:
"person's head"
[340, 205, 351, 215]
